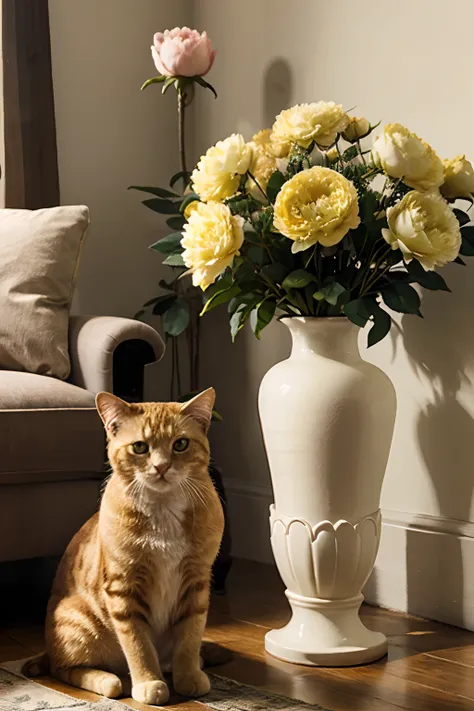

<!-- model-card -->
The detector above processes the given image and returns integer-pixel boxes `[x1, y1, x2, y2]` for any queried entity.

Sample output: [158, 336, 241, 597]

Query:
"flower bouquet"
[135, 27, 474, 362]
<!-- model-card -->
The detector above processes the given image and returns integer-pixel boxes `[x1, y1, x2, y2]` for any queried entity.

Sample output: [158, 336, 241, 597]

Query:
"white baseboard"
[225, 478, 474, 631]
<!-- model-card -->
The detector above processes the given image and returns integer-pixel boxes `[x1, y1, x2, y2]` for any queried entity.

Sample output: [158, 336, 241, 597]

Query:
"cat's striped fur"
[25, 389, 224, 706]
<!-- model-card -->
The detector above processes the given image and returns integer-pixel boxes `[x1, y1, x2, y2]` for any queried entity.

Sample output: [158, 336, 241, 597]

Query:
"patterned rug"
[0, 662, 331, 711]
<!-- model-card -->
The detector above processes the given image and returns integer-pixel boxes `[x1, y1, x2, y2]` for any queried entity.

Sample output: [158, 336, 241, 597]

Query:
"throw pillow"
[0, 205, 90, 379]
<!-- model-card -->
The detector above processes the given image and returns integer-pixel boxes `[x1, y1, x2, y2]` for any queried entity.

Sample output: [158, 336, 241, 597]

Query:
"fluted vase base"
[265, 592, 387, 667]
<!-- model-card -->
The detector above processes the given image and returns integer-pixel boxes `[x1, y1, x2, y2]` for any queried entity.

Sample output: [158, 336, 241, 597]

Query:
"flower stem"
[177, 89, 187, 176]
[247, 170, 269, 203]
[356, 138, 367, 166]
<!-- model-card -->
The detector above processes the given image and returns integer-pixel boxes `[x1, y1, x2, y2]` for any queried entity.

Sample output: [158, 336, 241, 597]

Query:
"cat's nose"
[154, 462, 169, 478]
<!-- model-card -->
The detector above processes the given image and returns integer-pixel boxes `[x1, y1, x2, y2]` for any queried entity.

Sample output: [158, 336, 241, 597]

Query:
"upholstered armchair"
[0, 315, 164, 563]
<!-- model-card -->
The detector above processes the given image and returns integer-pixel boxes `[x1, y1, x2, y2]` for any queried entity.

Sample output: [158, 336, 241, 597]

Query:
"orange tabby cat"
[26, 388, 224, 706]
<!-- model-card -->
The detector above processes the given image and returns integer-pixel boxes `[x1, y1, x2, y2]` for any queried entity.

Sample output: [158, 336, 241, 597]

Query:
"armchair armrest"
[69, 315, 164, 397]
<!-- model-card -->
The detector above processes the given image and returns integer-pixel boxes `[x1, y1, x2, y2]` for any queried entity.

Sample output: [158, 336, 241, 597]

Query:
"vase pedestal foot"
[265, 591, 387, 667]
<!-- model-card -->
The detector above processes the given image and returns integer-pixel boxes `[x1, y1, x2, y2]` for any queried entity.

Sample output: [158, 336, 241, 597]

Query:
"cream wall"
[48, 0, 191, 318]
[195, 0, 474, 626]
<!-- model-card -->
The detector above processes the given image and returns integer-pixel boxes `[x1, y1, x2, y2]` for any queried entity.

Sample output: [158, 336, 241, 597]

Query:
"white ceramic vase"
[258, 317, 396, 666]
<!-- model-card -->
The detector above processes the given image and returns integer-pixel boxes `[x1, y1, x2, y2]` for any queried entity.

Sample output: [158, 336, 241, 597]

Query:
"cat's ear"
[96, 392, 131, 435]
[181, 388, 215, 432]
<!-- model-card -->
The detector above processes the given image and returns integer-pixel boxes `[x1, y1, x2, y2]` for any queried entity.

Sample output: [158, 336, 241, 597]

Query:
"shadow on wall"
[399, 263, 474, 626]
[262, 58, 294, 127]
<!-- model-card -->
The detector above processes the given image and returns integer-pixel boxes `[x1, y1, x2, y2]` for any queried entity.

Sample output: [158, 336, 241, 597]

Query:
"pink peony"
[151, 27, 215, 78]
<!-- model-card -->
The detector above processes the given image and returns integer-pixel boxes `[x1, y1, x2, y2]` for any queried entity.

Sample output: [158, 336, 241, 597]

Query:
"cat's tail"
[22, 653, 50, 677]
[200, 641, 233, 667]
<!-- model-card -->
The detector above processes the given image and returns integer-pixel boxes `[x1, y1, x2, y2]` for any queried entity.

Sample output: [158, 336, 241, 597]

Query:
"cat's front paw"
[174, 670, 211, 698]
[132, 680, 170, 706]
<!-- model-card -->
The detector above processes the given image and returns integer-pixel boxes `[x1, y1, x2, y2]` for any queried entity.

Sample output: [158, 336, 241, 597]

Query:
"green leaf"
[359, 190, 380, 226]
[193, 76, 218, 98]
[166, 215, 186, 230]
[386, 249, 403, 267]
[266, 171, 286, 203]
[247, 246, 267, 267]
[143, 198, 181, 215]
[142, 296, 162, 308]
[242, 227, 262, 245]
[234, 261, 256, 285]
[461, 225, 474, 256]
[128, 185, 178, 198]
[159, 278, 175, 290]
[260, 262, 289, 284]
[134, 309, 145, 320]
[152, 293, 178, 315]
[201, 285, 241, 315]
[229, 297, 260, 341]
[251, 299, 277, 339]
[382, 283, 421, 315]
[406, 260, 450, 292]
[162, 76, 177, 95]
[233, 292, 260, 307]
[344, 297, 373, 327]
[282, 269, 315, 290]
[163, 253, 185, 267]
[228, 296, 241, 314]
[257, 299, 277, 335]
[460, 237, 474, 257]
[317, 281, 348, 306]
[180, 192, 200, 214]
[206, 271, 233, 294]
[150, 233, 183, 254]
[453, 208, 471, 226]
[342, 145, 358, 161]
[230, 307, 246, 341]
[163, 298, 190, 336]
[140, 76, 167, 90]
[170, 170, 192, 190]
[367, 304, 392, 347]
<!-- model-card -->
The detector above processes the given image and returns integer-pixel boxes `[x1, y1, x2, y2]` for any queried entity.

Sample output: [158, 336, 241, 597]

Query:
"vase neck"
[284, 318, 361, 363]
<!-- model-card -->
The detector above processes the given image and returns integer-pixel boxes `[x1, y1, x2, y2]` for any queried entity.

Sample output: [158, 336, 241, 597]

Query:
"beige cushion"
[0, 371, 105, 480]
[0, 206, 90, 379]
[0, 370, 95, 409]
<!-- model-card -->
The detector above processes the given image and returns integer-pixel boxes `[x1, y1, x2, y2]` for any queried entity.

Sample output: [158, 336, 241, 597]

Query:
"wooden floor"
[2, 559, 474, 710]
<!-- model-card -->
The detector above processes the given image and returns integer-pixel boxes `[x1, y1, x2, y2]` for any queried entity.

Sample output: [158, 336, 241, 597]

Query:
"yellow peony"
[191, 133, 252, 202]
[273, 166, 360, 252]
[272, 102, 350, 149]
[342, 116, 371, 143]
[181, 201, 244, 290]
[382, 191, 461, 270]
[246, 140, 279, 201]
[252, 128, 291, 159]
[441, 155, 474, 199]
[325, 147, 339, 165]
[372, 123, 444, 191]
[183, 199, 199, 219]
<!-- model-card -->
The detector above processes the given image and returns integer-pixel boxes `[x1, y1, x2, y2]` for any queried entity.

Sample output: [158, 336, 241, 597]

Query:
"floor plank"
[0, 632, 32, 663]
[2, 558, 474, 711]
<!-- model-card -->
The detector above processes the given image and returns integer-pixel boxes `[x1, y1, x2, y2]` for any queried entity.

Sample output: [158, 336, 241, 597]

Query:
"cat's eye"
[132, 441, 149, 455]
[173, 437, 189, 453]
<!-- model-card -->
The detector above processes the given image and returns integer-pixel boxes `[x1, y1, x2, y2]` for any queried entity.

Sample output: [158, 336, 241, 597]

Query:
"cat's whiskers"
[182, 477, 209, 512]
[126, 477, 147, 509]
[178, 479, 198, 521]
